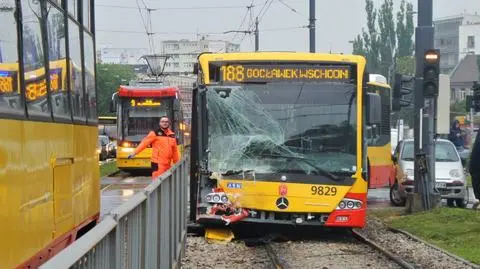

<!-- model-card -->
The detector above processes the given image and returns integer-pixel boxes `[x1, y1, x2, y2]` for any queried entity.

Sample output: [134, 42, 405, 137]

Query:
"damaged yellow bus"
[189, 52, 382, 229]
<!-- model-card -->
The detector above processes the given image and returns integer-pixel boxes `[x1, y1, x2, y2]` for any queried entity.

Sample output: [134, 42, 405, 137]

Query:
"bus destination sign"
[214, 63, 352, 83]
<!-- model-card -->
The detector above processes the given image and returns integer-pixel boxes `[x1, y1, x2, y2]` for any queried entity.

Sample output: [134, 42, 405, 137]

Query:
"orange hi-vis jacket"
[134, 128, 179, 168]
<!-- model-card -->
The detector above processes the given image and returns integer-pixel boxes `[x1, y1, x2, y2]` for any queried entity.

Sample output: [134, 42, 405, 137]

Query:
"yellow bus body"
[194, 52, 369, 228]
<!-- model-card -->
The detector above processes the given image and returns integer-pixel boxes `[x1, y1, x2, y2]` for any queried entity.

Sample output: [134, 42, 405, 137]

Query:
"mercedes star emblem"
[276, 197, 289, 210]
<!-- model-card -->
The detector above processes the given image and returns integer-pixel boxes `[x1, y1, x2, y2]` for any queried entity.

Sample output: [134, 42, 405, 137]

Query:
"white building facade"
[434, 13, 480, 74]
[161, 37, 240, 74]
[459, 23, 480, 55]
[97, 47, 148, 65]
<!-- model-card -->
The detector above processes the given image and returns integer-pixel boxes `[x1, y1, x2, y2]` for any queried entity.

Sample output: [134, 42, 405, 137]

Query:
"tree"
[96, 64, 137, 116]
[352, 0, 416, 127]
[396, 56, 415, 75]
[378, 0, 396, 78]
[396, 0, 414, 57]
[352, 0, 415, 77]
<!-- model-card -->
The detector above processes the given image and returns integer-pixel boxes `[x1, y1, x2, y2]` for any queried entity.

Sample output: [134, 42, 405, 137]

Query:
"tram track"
[352, 229, 414, 269]
[231, 227, 412, 269]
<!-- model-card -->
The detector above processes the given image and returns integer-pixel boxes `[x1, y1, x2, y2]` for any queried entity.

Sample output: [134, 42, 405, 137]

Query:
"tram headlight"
[212, 195, 221, 203]
[336, 198, 363, 210]
[221, 195, 229, 203]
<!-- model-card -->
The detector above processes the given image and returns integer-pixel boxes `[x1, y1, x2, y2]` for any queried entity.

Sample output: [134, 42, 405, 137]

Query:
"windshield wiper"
[259, 153, 340, 181]
[221, 169, 254, 176]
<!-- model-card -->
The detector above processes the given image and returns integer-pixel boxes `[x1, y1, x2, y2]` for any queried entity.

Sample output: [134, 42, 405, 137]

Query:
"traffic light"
[473, 81, 480, 112]
[423, 49, 440, 97]
[392, 73, 414, 111]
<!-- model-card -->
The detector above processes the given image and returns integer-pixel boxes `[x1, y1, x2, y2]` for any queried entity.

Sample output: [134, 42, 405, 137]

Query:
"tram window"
[0, 0, 24, 116]
[82, 0, 91, 30]
[68, 19, 86, 122]
[68, 0, 78, 19]
[47, 2, 71, 121]
[22, 0, 52, 118]
[84, 31, 96, 123]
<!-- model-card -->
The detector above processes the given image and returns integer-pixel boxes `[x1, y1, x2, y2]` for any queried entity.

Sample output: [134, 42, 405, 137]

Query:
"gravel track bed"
[360, 217, 476, 269]
[271, 238, 403, 269]
[181, 236, 271, 269]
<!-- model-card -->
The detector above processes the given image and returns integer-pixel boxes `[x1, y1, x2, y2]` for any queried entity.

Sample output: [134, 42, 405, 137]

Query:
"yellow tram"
[0, 1, 99, 268]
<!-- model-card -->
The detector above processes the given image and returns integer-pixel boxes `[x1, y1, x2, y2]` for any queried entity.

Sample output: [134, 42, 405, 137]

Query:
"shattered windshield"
[206, 82, 357, 176]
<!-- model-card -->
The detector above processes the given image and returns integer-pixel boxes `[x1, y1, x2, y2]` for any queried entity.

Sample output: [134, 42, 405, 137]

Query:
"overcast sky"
[94, 0, 480, 54]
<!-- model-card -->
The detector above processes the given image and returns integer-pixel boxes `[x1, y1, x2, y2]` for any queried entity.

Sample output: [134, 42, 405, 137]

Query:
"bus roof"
[198, 51, 366, 63]
[118, 85, 178, 98]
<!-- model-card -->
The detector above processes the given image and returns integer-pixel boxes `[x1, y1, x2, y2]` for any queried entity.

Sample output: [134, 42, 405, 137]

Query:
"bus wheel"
[389, 182, 406, 206]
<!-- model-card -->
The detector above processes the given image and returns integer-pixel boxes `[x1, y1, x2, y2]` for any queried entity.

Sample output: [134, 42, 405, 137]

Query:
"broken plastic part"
[221, 209, 249, 225]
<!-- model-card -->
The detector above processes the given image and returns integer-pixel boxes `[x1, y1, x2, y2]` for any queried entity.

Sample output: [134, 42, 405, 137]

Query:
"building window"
[468, 36, 475, 49]
[84, 31, 96, 123]
[0, 0, 23, 116]
[22, 0, 51, 118]
[68, 19, 85, 122]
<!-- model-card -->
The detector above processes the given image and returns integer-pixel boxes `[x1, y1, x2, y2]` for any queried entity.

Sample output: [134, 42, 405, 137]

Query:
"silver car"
[390, 139, 469, 207]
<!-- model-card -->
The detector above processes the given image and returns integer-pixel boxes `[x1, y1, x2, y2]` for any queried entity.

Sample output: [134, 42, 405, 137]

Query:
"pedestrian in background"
[468, 130, 480, 209]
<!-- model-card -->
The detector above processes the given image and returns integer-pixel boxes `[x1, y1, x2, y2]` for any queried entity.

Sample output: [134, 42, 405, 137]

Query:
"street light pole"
[309, 0, 315, 52]
[255, 17, 259, 52]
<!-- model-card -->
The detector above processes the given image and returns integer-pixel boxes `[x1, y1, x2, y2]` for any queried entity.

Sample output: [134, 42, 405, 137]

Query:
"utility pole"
[255, 17, 259, 52]
[309, 0, 315, 52]
[407, 0, 441, 213]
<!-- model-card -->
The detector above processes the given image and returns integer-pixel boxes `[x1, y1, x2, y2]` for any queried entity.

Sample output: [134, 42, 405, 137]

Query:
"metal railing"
[40, 155, 189, 269]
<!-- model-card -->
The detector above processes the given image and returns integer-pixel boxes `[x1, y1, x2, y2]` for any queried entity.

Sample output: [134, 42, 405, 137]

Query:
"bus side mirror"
[366, 93, 381, 125]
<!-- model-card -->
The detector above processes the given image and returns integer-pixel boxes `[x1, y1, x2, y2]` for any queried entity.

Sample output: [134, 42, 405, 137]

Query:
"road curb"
[388, 227, 480, 269]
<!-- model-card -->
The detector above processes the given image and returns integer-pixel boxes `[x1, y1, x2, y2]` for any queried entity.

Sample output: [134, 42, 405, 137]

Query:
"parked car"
[390, 139, 469, 207]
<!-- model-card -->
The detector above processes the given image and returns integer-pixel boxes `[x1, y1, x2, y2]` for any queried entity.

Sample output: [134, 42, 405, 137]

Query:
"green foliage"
[396, 56, 415, 75]
[352, 0, 415, 78]
[100, 161, 118, 177]
[378, 0, 396, 77]
[450, 100, 467, 113]
[387, 208, 480, 264]
[396, 0, 414, 57]
[96, 64, 137, 116]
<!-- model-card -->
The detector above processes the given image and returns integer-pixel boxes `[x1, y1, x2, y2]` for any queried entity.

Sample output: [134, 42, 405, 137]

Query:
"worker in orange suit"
[128, 116, 179, 179]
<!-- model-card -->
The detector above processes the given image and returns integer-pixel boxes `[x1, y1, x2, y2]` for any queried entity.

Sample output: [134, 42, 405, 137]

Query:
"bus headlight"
[336, 198, 362, 210]
[205, 192, 229, 204]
